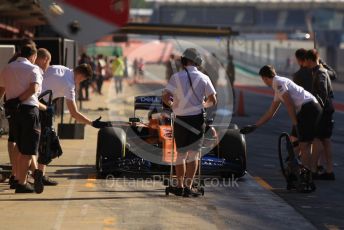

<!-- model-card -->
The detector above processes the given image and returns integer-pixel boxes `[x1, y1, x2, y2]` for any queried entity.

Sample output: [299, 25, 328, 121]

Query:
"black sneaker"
[317, 172, 335, 180]
[15, 183, 34, 193]
[9, 176, 18, 189]
[183, 187, 201, 197]
[174, 187, 184, 196]
[42, 176, 58, 186]
[33, 169, 44, 194]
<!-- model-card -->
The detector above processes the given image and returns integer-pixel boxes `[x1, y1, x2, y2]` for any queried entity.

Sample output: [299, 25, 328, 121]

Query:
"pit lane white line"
[52, 149, 86, 230]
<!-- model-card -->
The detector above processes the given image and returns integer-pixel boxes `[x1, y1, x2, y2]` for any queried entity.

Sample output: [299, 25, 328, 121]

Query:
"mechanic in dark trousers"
[240, 65, 322, 172]
[163, 48, 217, 197]
[304, 49, 335, 180]
[0, 44, 47, 193]
[34, 48, 110, 185]
[289, 48, 314, 153]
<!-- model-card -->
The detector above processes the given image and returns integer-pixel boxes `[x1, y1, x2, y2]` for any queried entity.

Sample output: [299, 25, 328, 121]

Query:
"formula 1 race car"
[96, 96, 247, 178]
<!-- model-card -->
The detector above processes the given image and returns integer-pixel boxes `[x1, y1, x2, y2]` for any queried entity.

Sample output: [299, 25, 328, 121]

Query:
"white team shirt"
[0, 57, 42, 107]
[272, 75, 317, 112]
[42, 65, 75, 101]
[165, 66, 216, 116]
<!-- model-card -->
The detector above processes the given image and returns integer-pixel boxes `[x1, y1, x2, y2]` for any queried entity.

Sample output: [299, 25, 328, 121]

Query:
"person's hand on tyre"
[240, 124, 257, 135]
[91, 116, 111, 129]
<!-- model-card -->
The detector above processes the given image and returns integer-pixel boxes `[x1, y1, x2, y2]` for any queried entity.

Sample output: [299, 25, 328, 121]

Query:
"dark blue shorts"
[174, 113, 204, 153]
[291, 102, 322, 142]
[15, 105, 41, 155]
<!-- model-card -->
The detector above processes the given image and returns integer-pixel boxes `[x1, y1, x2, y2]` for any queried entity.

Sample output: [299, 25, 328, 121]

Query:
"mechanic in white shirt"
[34, 48, 110, 184]
[240, 65, 322, 170]
[0, 44, 47, 193]
[163, 48, 217, 197]
[36, 48, 109, 128]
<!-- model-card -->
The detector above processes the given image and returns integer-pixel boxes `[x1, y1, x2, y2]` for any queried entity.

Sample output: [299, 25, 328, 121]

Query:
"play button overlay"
[40, 0, 129, 44]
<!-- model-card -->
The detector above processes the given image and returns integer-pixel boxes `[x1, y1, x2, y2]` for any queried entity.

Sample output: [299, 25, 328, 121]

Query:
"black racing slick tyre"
[218, 127, 247, 178]
[96, 127, 126, 177]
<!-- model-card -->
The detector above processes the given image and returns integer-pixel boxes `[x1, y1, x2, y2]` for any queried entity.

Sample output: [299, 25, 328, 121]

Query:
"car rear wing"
[134, 96, 163, 112]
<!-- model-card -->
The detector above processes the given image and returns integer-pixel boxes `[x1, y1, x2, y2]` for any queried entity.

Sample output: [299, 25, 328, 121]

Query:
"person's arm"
[17, 83, 47, 111]
[203, 93, 217, 108]
[66, 99, 92, 125]
[320, 59, 337, 81]
[38, 102, 47, 111]
[18, 82, 39, 102]
[317, 72, 328, 103]
[162, 90, 173, 107]
[163, 74, 177, 107]
[19, 69, 43, 103]
[255, 100, 281, 127]
[204, 76, 217, 108]
[120, 60, 125, 72]
[281, 91, 297, 125]
[111, 61, 116, 74]
[0, 87, 5, 100]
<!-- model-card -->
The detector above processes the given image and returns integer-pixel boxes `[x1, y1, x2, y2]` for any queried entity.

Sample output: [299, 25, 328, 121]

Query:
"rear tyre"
[218, 127, 247, 178]
[96, 127, 126, 177]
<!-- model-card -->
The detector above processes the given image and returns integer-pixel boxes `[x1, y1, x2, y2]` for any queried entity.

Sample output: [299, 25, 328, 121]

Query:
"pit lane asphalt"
[0, 68, 319, 230]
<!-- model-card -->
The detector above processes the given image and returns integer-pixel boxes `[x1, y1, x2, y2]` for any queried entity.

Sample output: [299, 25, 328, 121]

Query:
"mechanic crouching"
[162, 48, 217, 197]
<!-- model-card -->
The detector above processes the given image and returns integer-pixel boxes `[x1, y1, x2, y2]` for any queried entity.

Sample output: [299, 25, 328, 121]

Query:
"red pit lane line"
[235, 84, 344, 112]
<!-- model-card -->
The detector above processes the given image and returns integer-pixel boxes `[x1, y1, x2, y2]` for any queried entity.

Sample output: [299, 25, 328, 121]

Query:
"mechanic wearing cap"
[34, 48, 110, 186]
[240, 65, 321, 171]
[163, 48, 217, 197]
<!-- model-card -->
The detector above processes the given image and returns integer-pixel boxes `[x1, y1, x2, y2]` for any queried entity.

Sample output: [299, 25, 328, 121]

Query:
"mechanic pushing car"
[162, 48, 217, 197]
[240, 65, 322, 172]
